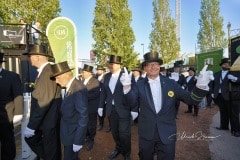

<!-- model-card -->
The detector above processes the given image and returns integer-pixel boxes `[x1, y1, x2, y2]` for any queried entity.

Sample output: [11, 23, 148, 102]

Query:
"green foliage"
[0, 0, 61, 33]
[92, 0, 139, 69]
[197, 0, 227, 52]
[149, 0, 180, 64]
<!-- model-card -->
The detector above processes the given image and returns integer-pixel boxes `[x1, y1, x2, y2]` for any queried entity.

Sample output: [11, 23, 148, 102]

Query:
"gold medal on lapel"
[168, 91, 174, 97]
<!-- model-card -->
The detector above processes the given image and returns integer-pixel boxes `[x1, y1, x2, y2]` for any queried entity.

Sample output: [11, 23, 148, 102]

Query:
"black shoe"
[192, 113, 198, 116]
[232, 131, 240, 137]
[216, 127, 229, 130]
[124, 155, 131, 160]
[108, 150, 120, 159]
[98, 124, 103, 131]
[184, 110, 192, 113]
[106, 127, 111, 132]
[87, 141, 94, 151]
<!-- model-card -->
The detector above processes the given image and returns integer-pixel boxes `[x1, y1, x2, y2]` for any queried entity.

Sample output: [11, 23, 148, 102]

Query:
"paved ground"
[209, 112, 240, 160]
[14, 111, 240, 160]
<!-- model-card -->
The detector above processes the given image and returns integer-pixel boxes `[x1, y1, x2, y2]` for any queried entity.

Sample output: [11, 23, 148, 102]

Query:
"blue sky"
[59, 0, 240, 60]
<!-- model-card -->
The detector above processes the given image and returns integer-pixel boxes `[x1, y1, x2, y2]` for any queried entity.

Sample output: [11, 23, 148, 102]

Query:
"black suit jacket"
[0, 69, 23, 124]
[84, 76, 100, 113]
[98, 71, 138, 117]
[211, 70, 230, 100]
[131, 74, 207, 144]
[28, 64, 62, 130]
[184, 75, 197, 92]
[60, 78, 88, 145]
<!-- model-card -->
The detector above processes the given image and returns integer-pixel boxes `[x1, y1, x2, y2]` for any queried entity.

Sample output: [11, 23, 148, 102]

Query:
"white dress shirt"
[148, 76, 162, 113]
[109, 69, 121, 105]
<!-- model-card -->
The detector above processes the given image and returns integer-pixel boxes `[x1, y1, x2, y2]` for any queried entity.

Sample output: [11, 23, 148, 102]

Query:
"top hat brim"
[188, 69, 195, 72]
[108, 61, 122, 64]
[219, 62, 229, 66]
[51, 68, 74, 78]
[23, 52, 53, 58]
[142, 59, 163, 66]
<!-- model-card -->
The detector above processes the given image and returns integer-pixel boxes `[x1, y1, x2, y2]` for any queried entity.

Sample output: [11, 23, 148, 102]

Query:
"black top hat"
[108, 55, 122, 64]
[142, 52, 163, 66]
[0, 52, 7, 63]
[174, 62, 180, 68]
[51, 61, 74, 78]
[160, 67, 166, 71]
[23, 44, 52, 57]
[188, 67, 195, 72]
[219, 58, 230, 66]
[96, 65, 105, 70]
[82, 64, 93, 73]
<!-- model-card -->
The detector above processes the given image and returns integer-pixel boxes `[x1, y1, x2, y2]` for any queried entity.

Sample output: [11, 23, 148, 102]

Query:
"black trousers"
[206, 91, 213, 106]
[215, 94, 231, 129]
[230, 100, 240, 132]
[187, 104, 199, 114]
[109, 106, 131, 157]
[0, 122, 16, 160]
[86, 112, 98, 141]
[64, 145, 79, 160]
[139, 128, 175, 160]
[25, 128, 61, 160]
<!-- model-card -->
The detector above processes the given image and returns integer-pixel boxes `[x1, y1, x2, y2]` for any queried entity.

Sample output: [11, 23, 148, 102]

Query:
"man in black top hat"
[95, 65, 112, 132]
[23, 44, 62, 160]
[183, 67, 199, 116]
[82, 64, 100, 150]
[97, 55, 138, 160]
[0, 52, 23, 160]
[160, 67, 167, 76]
[210, 58, 240, 137]
[51, 61, 89, 160]
[127, 51, 213, 160]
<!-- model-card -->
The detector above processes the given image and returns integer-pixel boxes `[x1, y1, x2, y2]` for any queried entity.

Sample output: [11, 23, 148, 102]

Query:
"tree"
[0, 0, 61, 33]
[197, 0, 227, 52]
[92, 0, 139, 69]
[149, 0, 180, 64]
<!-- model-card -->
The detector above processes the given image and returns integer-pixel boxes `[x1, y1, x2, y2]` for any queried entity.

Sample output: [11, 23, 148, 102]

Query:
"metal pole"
[227, 22, 231, 63]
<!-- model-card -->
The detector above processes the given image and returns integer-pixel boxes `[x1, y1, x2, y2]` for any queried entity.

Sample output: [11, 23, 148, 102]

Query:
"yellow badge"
[168, 91, 174, 97]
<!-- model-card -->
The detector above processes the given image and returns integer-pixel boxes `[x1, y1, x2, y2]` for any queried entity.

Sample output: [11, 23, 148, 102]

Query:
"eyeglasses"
[146, 63, 160, 67]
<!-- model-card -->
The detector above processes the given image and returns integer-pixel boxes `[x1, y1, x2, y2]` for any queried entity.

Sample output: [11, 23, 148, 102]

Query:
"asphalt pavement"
[209, 111, 240, 160]
[14, 111, 240, 160]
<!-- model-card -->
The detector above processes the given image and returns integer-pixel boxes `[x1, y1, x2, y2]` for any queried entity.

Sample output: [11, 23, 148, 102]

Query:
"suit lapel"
[113, 72, 122, 94]
[105, 73, 112, 93]
[160, 77, 167, 112]
[144, 78, 156, 113]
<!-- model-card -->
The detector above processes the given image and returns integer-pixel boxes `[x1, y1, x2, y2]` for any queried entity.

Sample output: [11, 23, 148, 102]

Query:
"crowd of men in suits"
[0, 44, 240, 160]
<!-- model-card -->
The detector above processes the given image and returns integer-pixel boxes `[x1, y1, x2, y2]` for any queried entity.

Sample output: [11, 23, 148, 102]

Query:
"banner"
[46, 17, 78, 76]
[230, 35, 240, 71]
[0, 25, 26, 45]
[196, 48, 223, 74]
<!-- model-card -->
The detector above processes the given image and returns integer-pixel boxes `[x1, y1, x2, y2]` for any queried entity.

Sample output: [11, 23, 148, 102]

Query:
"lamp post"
[227, 22, 231, 64]
[141, 43, 144, 56]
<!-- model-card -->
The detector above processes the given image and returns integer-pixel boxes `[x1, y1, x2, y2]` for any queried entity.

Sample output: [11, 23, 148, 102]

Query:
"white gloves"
[228, 74, 238, 82]
[131, 112, 138, 120]
[211, 94, 214, 98]
[73, 144, 82, 152]
[24, 127, 35, 138]
[98, 108, 103, 117]
[196, 65, 214, 91]
[169, 72, 179, 82]
[120, 67, 132, 86]
[13, 115, 23, 124]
